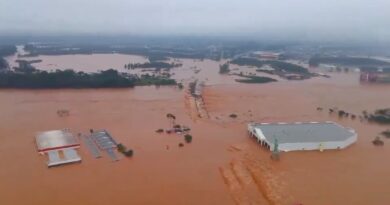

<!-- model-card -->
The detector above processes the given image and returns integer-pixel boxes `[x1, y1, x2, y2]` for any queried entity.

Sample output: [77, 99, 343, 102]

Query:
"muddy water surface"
[0, 87, 241, 205]
[204, 73, 390, 205]
[1, 53, 390, 205]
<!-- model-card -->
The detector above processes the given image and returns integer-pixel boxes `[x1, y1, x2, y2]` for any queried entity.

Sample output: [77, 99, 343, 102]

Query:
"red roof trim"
[38, 144, 80, 152]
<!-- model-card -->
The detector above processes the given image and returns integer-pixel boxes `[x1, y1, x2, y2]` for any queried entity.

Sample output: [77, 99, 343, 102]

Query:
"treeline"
[14, 60, 37, 73]
[24, 44, 211, 60]
[309, 56, 390, 67]
[125, 61, 182, 70]
[368, 108, 390, 124]
[0, 45, 17, 70]
[235, 75, 277, 84]
[0, 69, 176, 89]
[0, 58, 8, 70]
[134, 73, 177, 86]
[23, 41, 266, 61]
[230, 57, 309, 74]
[230, 57, 264, 68]
[219, 63, 230, 74]
[0, 45, 16, 56]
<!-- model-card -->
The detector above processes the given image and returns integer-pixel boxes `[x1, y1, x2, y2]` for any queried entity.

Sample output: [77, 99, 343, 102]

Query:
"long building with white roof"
[248, 121, 357, 152]
[35, 129, 81, 167]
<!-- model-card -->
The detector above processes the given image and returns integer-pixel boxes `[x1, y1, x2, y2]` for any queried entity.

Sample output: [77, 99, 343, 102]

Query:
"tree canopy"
[0, 68, 177, 88]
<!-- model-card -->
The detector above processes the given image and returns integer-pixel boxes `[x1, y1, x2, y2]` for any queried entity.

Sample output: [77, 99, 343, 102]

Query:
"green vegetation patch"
[184, 134, 193, 143]
[0, 69, 176, 88]
[0, 58, 9, 70]
[309, 56, 390, 67]
[117, 143, 134, 157]
[230, 57, 309, 74]
[381, 130, 390, 138]
[230, 57, 264, 68]
[125, 61, 182, 70]
[368, 108, 390, 124]
[219, 63, 230, 74]
[235, 75, 277, 84]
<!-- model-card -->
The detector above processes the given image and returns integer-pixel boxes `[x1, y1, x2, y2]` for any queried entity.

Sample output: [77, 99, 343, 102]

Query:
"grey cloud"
[0, 0, 390, 41]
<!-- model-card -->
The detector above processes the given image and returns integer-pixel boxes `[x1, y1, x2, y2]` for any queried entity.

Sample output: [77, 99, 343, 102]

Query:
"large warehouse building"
[248, 121, 357, 152]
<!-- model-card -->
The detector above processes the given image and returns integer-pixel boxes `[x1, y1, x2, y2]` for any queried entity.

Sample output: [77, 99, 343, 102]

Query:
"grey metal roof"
[63, 149, 80, 160]
[90, 130, 118, 150]
[253, 122, 356, 144]
[106, 148, 119, 161]
[48, 150, 60, 163]
[47, 148, 81, 167]
[81, 135, 101, 158]
[36, 129, 79, 152]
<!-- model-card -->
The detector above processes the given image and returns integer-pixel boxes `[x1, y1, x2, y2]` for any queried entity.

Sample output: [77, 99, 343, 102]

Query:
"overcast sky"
[1, 0, 390, 41]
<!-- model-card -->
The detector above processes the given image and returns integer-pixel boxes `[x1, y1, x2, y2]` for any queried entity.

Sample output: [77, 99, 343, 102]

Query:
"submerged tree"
[372, 136, 384, 146]
[381, 130, 390, 138]
[184, 134, 193, 143]
[219, 63, 230, 74]
[166, 113, 176, 125]
[177, 83, 184, 90]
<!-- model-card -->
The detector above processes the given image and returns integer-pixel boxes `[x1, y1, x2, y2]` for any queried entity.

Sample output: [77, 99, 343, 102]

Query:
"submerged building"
[248, 121, 357, 152]
[90, 130, 119, 161]
[35, 129, 81, 167]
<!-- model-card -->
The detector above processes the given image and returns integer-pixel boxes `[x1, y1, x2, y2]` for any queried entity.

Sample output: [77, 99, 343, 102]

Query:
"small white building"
[248, 121, 357, 152]
[35, 129, 81, 167]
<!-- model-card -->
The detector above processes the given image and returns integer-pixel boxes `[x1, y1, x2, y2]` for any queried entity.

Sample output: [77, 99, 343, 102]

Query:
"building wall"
[271, 133, 357, 152]
[248, 123, 358, 152]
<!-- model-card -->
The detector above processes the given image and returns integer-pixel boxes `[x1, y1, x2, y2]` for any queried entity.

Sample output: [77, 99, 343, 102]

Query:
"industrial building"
[248, 121, 357, 152]
[35, 129, 81, 167]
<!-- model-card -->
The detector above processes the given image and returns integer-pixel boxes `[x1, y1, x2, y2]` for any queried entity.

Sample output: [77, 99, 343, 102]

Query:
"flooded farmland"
[1, 53, 390, 205]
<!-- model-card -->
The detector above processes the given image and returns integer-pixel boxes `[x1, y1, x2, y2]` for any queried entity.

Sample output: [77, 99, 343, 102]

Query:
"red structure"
[35, 130, 80, 153]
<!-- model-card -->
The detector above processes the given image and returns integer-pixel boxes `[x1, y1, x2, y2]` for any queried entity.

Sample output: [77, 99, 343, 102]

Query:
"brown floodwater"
[10, 53, 148, 73]
[203, 73, 390, 205]
[8, 52, 247, 86]
[1, 54, 390, 205]
[0, 87, 239, 205]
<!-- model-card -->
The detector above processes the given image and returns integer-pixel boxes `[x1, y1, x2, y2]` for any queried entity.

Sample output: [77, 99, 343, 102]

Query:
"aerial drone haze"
[1, 0, 390, 42]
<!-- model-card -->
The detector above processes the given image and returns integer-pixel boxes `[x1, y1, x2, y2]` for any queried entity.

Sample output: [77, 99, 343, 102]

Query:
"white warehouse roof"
[36, 129, 80, 153]
[248, 121, 357, 151]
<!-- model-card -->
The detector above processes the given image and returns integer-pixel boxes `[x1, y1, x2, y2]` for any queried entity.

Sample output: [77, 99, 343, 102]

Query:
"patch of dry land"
[1, 54, 390, 205]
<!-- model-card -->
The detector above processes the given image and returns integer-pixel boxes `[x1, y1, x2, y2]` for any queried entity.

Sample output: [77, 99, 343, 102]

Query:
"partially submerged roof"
[47, 148, 81, 167]
[90, 130, 119, 161]
[90, 130, 117, 150]
[252, 122, 356, 144]
[36, 129, 80, 152]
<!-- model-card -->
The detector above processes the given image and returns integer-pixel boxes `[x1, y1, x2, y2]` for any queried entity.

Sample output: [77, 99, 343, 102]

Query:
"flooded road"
[1, 53, 390, 205]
